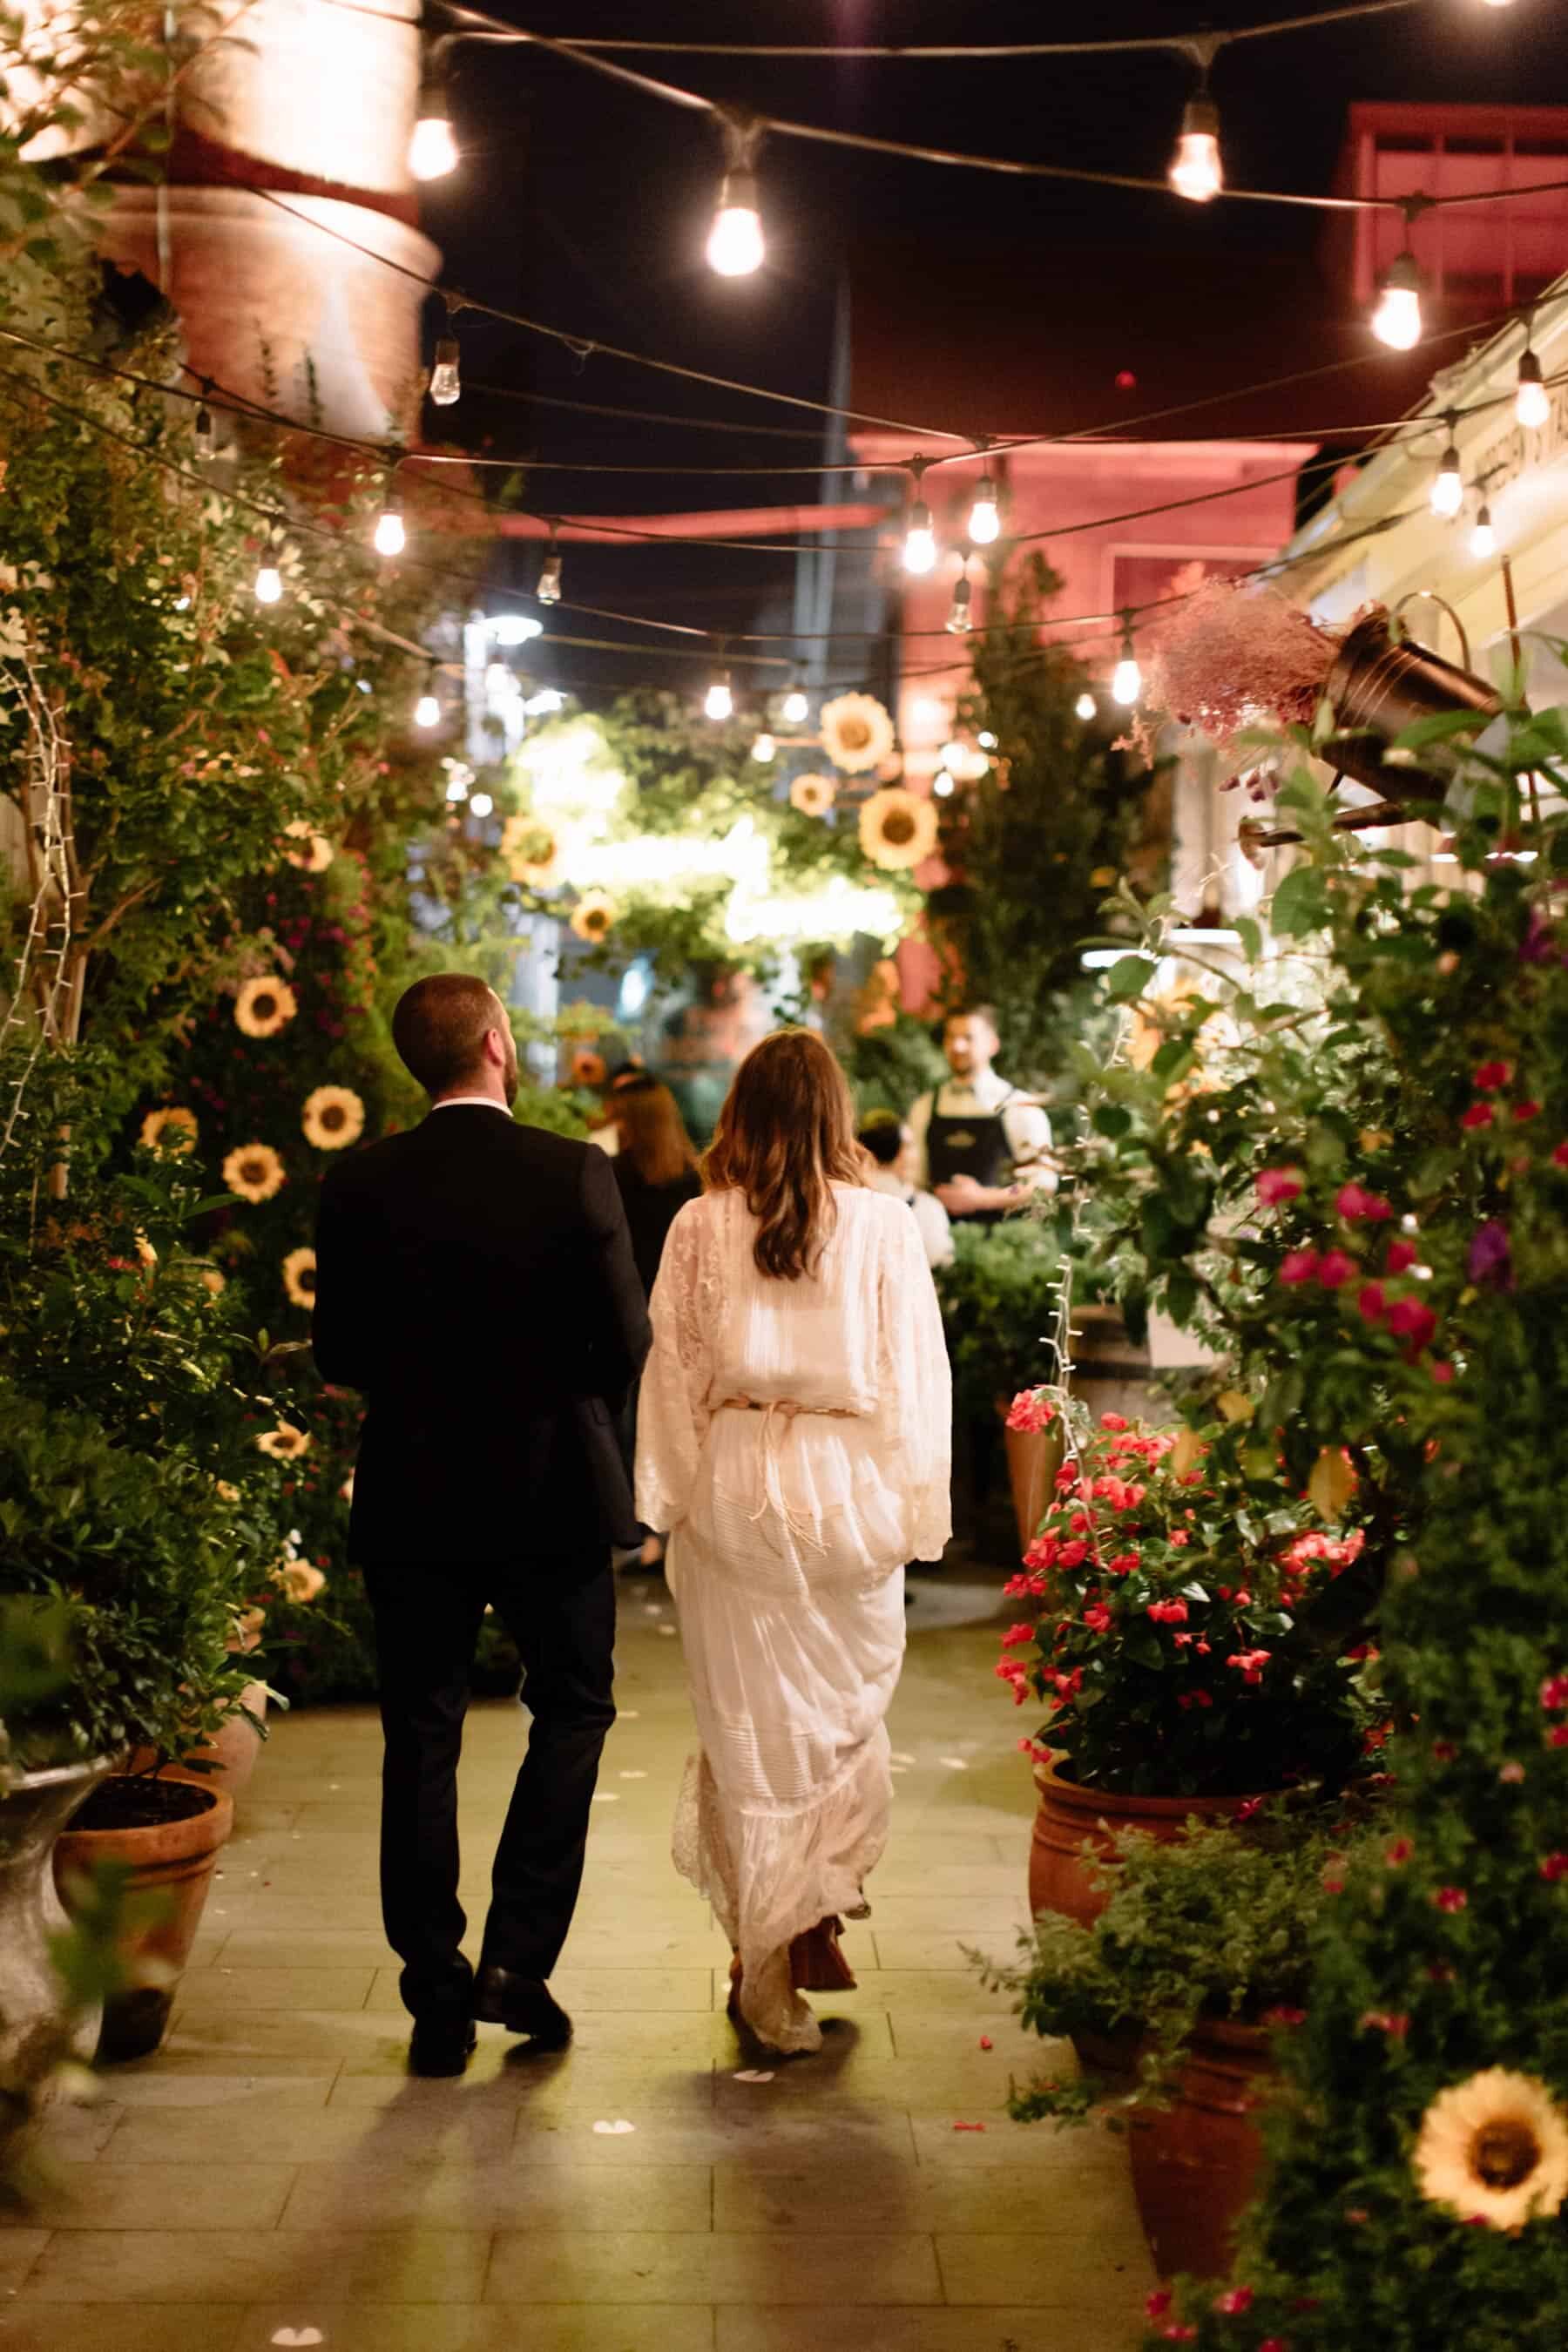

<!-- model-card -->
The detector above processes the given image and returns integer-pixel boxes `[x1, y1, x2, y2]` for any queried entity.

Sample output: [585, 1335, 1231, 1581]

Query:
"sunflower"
[1414, 2069, 1568, 2231]
[821, 692, 896, 776]
[273, 1558, 326, 1604]
[223, 1143, 287, 1204]
[199, 1266, 227, 1297]
[282, 819, 335, 873]
[858, 786, 939, 873]
[234, 977, 298, 1038]
[281, 1246, 317, 1308]
[571, 889, 617, 944]
[139, 1105, 199, 1158]
[790, 772, 837, 818]
[256, 1423, 311, 1462]
[301, 1085, 365, 1151]
[501, 813, 566, 889]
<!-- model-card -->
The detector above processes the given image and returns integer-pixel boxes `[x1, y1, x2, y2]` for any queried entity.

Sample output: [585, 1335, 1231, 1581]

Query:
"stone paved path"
[2, 1569, 1153, 2352]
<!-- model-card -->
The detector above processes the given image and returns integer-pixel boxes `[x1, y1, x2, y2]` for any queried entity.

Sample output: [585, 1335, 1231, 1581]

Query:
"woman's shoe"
[788, 1917, 857, 1993]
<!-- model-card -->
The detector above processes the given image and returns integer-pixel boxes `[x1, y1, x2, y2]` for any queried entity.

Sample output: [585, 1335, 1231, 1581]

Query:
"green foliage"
[935, 1218, 1065, 1421]
[840, 1009, 949, 1120]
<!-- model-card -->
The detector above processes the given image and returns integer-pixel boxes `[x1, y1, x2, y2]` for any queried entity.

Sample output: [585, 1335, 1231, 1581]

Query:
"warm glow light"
[446, 775, 470, 802]
[977, 729, 997, 750]
[470, 793, 493, 817]
[704, 673, 733, 721]
[1075, 690, 1097, 721]
[409, 113, 457, 181]
[429, 337, 461, 407]
[1430, 441, 1463, 519]
[781, 686, 809, 725]
[751, 731, 776, 763]
[902, 498, 936, 576]
[415, 689, 441, 729]
[1517, 348, 1551, 429]
[1470, 503, 1496, 559]
[1371, 253, 1423, 350]
[490, 613, 543, 645]
[932, 768, 956, 797]
[537, 547, 563, 605]
[1168, 98, 1222, 204]
[946, 574, 972, 633]
[374, 504, 406, 558]
[1112, 652, 1142, 706]
[706, 171, 764, 276]
[968, 475, 1000, 544]
[254, 563, 282, 605]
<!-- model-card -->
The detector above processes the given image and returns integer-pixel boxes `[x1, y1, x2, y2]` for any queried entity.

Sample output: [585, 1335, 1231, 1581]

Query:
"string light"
[706, 111, 766, 277]
[1112, 614, 1141, 706]
[429, 327, 462, 408]
[409, 69, 457, 180]
[967, 468, 1000, 545]
[977, 729, 997, 750]
[254, 557, 283, 605]
[1470, 500, 1496, 558]
[536, 536, 563, 604]
[1075, 690, 1097, 721]
[1516, 346, 1550, 429]
[193, 384, 215, 459]
[1430, 422, 1463, 519]
[374, 471, 406, 558]
[1371, 248, 1423, 350]
[902, 461, 936, 576]
[490, 613, 544, 645]
[470, 792, 494, 816]
[781, 678, 809, 725]
[932, 768, 956, 797]
[1168, 94, 1223, 205]
[946, 565, 973, 634]
[414, 666, 441, 729]
[751, 731, 776, 762]
[704, 668, 734, 721]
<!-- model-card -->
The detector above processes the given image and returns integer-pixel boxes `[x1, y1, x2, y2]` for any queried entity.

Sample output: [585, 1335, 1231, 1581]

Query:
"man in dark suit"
[313, 974, 652, 2076]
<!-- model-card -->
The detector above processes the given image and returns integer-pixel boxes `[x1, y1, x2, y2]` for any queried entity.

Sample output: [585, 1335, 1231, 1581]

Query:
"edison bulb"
[932, 768, 956, 798]
[428, 338, 461, 407]
[781, 686, 809, 725]
[706, 171, 764, 277]
[470, 793, 493, 817]
[967, 476, 1000, 545]
[374, 506, 406, 558]
[946, 575, 973, 633]
[409, 114, 457, 181]
[1076, 690, 1097, 721]
[1430, 444, 1463, 519]
[1470, 504, 1496, 559]
[414, 690, 441, 729]
[1372, 255, 1423, 350]
[704, 676, 733, 721]
[254, 563, 282, 605]
[751, 732, 776, 763]
[536, 551, 563, 605]
[1517, 350, 1551, 430]
[1112, 652, 1142, 706]
[902, 499, 937, 576]
[1168, 100, 1222, 204]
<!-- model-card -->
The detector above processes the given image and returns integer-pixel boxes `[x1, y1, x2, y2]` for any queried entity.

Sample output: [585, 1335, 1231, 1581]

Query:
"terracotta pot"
[1128, 2019, 1274, 2279]
[126, 1681, 268, 1805]
[0, 1757, 114, 2146]
[54, 1767, 233, 2064]
[1325, 612, 1503, 806]
[1002, 1416, 1064, 1553]
[1029, 1761, 1272, 1927]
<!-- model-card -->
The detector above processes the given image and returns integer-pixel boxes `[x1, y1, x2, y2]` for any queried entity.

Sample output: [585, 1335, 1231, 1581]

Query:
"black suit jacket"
[312, 1107, 652, 1563]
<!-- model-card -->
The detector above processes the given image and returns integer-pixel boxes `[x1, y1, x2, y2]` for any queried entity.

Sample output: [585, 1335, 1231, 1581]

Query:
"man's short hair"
[856, 1110, 904, 1166]
[392, 974, 503, 1095]
[945, 1004, 999, 1037]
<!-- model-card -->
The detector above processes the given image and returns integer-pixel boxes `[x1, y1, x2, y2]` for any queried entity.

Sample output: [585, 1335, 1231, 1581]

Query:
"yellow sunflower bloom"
[199, 1266, 227, 1298]
[501, 813, 566, 889]
[281, 1247, 318, 1308]
[234, 977, 298, 1038]
[571, 889, 618, 944]
[139, 1105, 199, 1157]
[222, 1143, 287, 1204]
[273, 1558, 327, 1603]
[859, 786, 939, 873]
[789, 772, 837, 818]
[1414, 2068, 1568, 2232]
[256, 1423, 311, 1462]
[282, 820, 335, 873]
[821, 692, 895, 776]
[301, 1085, 365, 1151]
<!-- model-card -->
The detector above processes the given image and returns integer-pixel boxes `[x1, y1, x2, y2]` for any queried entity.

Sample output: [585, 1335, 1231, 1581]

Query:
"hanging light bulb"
[536, 537, 563, 605]
[1168, 94, 1223, 204]
[254, 558, 283, 605]
[428, 332, 461, 408]
[193, 386, 216, 460]
[1470, 501, 1497, 559]
[751, 731, 776, 763]
[781, 679, 809, 726]
[902, 464, 936, 575]
[1430, 429, 1463, 520]
[1371, 250, 1423, 350]
[932, 769, 956, 798]
[977, 729, 997, 750]
[470, 792, 494, 817]
[704, 671, 733, 722]
[946, 570, 973, 634]
[967, 471, 1000, 546]
[414, 667, 441, 730]
[1517, 347, 1551, 430]
[1075, 690, 1097, 722]
[374, 477, 406, 558]
[706, 167, 765, 276]
[409, 69, 457, 180]
[1112, 618, 1141, 707]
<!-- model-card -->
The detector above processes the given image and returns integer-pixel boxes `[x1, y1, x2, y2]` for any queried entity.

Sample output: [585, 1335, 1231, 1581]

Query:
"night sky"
[418, 1, 1568, 706]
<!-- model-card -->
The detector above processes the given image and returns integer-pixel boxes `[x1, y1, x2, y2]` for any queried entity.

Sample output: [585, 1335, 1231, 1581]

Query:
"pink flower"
[1359, 2011, 1409, 2037]
[1317, 1249, 1356, 1288]
[1213, 2287, 1254, 2315]
[1100, 1412, 1130, 1431]
[1168, 1531, 1189, 1548]
[1279, 1248, 1319, 1286]
[1148, 1598, 1189, 1625]
[1386, 1299, 1437, 1349]
[1513, 1099, 1542, 1123]
[1024, 1535, 1059, 1571]
[1106, 1551, 1140, 1577]
[1057, 1541, 1089, 1570]
[1227, 1648, 1272, 1684]
[1460, 1102, 1494, 1132]
[1000, 1623, 1035, 1649]
[1550, 1727, 1568, 1750]
[1385, 1838, 1414, 1868]
[1161, 2331, 1198, 2345]
[1554, 1140, 1568, 1170]
[1006, 1389, 1057, 1433]
[1083, 1604, 1112, 1634]
[1054, 1464, 1078, 1491]
[1430, 1360, 1455, 1385]
[1262, 2004, 1306, 2027]
[1386, 1237, 1418, 1274]
[1473, 1059, 1512, 1091]
[1336, 1183, 1392, 1221]
[1432, 1887, 1468, 1913]
[1259, 2341, 1292, 2352]
[1235, 1797, 1266, 1823]
[1256, 1166, 1304, 1206]
[1499, 1761, 1526, 1784]
[1146, 2290, 1174, 2319]
[1540, 1675, 1568, 1711]
[1358, 1282, 1386, 1321]
[1539, 1854, 1568, 1882]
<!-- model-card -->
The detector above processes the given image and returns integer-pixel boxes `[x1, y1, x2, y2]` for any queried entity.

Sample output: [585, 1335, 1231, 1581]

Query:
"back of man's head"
[856, 1111, 904, 1167]
[393, 974, 501, 1097]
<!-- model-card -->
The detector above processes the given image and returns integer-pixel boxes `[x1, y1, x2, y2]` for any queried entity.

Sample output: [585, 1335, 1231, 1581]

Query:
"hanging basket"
[1321, 610, 1503, 807]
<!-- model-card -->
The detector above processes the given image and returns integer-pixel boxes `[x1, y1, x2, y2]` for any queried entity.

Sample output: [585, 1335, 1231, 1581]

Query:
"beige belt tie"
[716, 1395, 855, 1552]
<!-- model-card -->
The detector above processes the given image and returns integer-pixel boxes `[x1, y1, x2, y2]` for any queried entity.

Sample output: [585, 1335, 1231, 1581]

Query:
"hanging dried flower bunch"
[1146, 578, 1340, 760]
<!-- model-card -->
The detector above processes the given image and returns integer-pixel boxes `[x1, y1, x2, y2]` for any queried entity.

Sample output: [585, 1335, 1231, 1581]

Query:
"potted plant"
[937, 1220, 1071, 1548]
[1000, 1407, 1370, 1926]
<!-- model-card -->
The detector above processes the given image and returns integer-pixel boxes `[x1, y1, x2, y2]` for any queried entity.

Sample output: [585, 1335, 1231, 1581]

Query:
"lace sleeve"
[634, 1199, 715, 1535]
[876, 1199, 953, 1562]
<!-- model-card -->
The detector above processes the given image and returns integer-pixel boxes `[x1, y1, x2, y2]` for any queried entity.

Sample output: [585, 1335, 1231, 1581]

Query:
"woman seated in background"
[611, 1078, 703, 1567]
[855, 1110, 954, 1270]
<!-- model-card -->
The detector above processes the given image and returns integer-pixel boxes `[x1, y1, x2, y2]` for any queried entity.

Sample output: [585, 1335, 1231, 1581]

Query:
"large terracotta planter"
[1029, 1761, 1270, 1927]
[1128, 2019, 1274, 2279]
[1003, 1417, 1065, 1553]
[0, 1757, 113, 2149]
[54, 1767, 233, 2064]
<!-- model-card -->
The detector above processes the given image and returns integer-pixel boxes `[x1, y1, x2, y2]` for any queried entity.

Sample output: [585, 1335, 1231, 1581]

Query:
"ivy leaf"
[1105, 953, 1155, 1003]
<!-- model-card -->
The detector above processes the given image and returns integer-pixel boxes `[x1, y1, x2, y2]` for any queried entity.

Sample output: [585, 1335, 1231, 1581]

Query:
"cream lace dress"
[635, 1182, 951, 2053]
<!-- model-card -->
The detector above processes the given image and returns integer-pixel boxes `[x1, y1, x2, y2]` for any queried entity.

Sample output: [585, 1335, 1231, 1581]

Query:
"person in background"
[908, 1005, 1056, 1222]
[612, 1078, 703, 1568]
[856, 1111, 954, 1270]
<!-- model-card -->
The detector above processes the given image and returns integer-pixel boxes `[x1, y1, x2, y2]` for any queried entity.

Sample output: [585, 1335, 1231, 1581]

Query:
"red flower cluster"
[1006, 1386, 1057, 1434]
[1227, 1648, 1272, 1685]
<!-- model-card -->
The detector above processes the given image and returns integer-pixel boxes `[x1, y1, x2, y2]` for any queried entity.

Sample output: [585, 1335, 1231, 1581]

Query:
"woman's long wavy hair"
[702, 1028, 863, 1280]
[614, 1080, 697, 1186]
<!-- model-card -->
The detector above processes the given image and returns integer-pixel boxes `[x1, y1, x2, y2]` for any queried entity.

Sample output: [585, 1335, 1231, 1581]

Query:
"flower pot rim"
[1032, 1757, 1280, 1819]
[1191, 2016, 1274, 2059]
[10, 1754, 118, 1795]
[62, 1765, 234, 1849]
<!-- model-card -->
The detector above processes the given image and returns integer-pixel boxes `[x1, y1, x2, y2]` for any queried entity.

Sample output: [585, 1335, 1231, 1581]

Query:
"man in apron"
[909, 1007, 1054, 1221]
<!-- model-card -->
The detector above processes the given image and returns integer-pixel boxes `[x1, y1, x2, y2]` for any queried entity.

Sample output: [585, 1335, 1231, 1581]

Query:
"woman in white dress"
[636, 1029, 951, 2055]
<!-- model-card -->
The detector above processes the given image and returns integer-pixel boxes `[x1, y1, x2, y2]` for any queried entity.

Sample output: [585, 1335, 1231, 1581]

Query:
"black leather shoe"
[475, 1963, 573, 2050]
[409, 2013, 477, 2078]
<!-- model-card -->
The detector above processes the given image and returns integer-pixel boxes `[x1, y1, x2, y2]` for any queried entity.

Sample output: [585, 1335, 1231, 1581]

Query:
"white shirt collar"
[938, 1066, 1014, 1111]
[430, 1095, 511, 1115]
